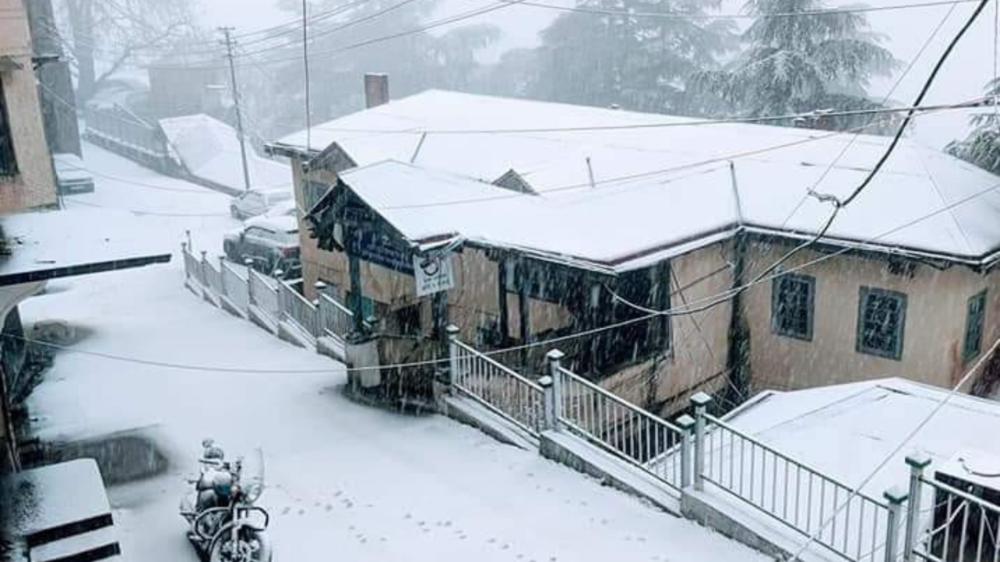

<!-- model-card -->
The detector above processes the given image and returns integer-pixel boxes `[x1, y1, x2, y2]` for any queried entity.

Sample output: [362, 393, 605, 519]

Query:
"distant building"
[268, 83, 1000, 415]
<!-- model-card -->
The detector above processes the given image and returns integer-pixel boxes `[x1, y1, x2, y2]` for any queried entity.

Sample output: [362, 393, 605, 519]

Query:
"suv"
[229, 187, 293, 220]
[223, 216, 300, 276]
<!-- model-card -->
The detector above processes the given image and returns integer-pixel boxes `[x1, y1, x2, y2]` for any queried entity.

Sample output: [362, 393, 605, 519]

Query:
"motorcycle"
[179, 439, 273, 562]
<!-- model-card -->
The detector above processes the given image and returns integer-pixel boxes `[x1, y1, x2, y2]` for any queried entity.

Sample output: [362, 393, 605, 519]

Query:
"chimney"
[364, 73, 389, 109]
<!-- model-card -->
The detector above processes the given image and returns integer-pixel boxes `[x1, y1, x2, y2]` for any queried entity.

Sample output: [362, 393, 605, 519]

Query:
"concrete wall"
[743, 239, 1000, 393]
[0, 0, 57, 213]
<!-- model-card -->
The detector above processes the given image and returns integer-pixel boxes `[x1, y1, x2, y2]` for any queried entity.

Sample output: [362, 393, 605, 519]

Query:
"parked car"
[223, 216, 301, 278]
[229, 187, 293, 220]
[53, 153, 95, 195]
[265, 199, 297, 218]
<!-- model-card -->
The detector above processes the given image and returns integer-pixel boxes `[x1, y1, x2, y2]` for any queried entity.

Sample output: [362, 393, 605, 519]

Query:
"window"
[0, 79, 16, 177]
[856, 287, 907, 360]
[394, 305, 422, 337]
[963, 290, 987, 362]
[771, 274, 815, 340]
[303, 181, 330, 211]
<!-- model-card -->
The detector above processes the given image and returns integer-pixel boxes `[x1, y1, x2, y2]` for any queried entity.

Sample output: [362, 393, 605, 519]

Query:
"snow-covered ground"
[62, 143, 241, 257]
[22, 144, 767, 561]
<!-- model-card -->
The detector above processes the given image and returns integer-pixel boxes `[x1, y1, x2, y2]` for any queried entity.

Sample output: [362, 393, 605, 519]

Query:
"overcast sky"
[197, 0, 998, 148]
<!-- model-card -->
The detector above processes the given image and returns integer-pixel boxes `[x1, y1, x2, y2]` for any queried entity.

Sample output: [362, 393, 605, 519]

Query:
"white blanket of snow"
[21, 265, 765, 562]
[0, 458, 111, 537]
[63, 142, 242, 257]
[24, 148, 766, 561]
[276, 90, 1000, 267]
[160, 114, 291, 191]
[0, 208, 170, 282]
[722, 378, 1000, 500]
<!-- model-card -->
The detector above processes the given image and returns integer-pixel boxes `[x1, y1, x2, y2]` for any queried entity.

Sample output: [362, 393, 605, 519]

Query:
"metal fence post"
[186, 229, 192, 251]
[691, 392, 712, 492]
[446, 325, 460, 390]
[199, 251, 208, 287]
[218, 256, 227, 298]
[677, 414, 696, 489]
[245, 258, 255, 307]
[546, 349, 565, 429]
[539, 375, 555, 431]
[903, 453, 931, 562]
[181, 242, 189, 279]
[883, 486, 908, 562]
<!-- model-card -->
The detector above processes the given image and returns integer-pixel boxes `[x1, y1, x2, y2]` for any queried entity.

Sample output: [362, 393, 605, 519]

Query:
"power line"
[373, 101, 980, 211]
[779, 0, 961, 229]
[503, 0, 978, 21]
[815, 0, 992, 209]
[310, 97, 990, 136]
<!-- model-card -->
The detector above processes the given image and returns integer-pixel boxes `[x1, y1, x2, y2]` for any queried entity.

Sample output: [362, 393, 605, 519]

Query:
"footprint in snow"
[281, 507, 291, 516]
[298, 509, 305, 515]
[325, 504, 333, 511]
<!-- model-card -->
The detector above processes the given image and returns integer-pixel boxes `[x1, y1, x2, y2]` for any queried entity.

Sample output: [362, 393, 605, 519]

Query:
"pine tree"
[687, 0, 897, 130]
[530, 0, 735, 113]
[947, 80, 1000, 174]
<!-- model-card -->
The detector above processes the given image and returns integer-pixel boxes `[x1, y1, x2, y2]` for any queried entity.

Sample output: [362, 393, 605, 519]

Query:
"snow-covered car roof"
[277, 90, 1000, 269]
[245, 214, 298, 233]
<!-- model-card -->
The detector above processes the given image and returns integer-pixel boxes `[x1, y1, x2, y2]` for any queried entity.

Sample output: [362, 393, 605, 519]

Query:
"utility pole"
[301, 0, 312, 153]
[218, 27, 252, 191]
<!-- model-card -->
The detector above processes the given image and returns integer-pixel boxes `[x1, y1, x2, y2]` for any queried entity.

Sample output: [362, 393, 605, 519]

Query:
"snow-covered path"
[22, 145, 767, 562]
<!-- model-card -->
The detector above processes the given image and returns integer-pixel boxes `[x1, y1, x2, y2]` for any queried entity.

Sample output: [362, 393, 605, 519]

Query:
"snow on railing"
[449, 332, 544, 436]
[556, 361, 686, 491]
[278, 280, 318, 339]
[220, 261, 249, 312]
[318, 293, 353, 340]
[248, 269, 280, 323]
[182, 245, 203, 287]
[202, 256, 224, 298]
[697, 405, 891, 562]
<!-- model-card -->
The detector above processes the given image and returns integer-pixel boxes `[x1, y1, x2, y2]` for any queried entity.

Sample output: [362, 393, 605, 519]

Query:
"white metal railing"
[904, 455, 1000, 562]
[202, 256, 224, 298]
[318, 293, 353, 340]
[248, 269, 280, 323]
[279, 281, 318, 338]
[699, 411, 891, 562]
[556, 363, 686, 491]
[449, 336, 544, 436]
[221, 262, 249, 312]
[182, 246, 203, 286]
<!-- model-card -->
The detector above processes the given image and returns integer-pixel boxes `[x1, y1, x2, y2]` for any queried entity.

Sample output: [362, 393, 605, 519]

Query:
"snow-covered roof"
[0, 208, 172, 285]
[721, 378, 1000, 503]
[276, 90, 1000, 269]
[160, 114, 290, 192]
[0, 459, 112, 538]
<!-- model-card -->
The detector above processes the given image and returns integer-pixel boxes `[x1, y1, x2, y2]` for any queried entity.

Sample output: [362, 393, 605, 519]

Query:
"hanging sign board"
[414, 254, 455, 297]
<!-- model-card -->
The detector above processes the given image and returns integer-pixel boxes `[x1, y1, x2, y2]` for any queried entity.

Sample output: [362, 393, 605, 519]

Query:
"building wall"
[0, 0, 57, 213]
[743, 239, 1000, 393]
[598, 241, 736, 413]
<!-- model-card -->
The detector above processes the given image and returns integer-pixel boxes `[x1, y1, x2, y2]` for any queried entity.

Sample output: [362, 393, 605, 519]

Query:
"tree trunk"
[67, 0, 96, 102]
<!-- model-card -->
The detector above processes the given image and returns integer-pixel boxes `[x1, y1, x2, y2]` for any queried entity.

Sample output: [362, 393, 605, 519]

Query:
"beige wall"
[744, 239, 1000, 393]
[0, 0, 57, 213]
[599, 241, 736, 413]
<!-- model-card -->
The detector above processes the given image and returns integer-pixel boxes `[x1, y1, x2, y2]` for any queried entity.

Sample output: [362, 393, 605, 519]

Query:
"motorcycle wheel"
[209, 530, 272, 562]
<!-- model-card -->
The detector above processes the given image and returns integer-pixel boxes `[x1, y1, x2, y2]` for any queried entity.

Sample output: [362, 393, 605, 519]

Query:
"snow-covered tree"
[947, 80, 1000, 174]
[687, 0, 897, 130]
[529, 0, 735, 113]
